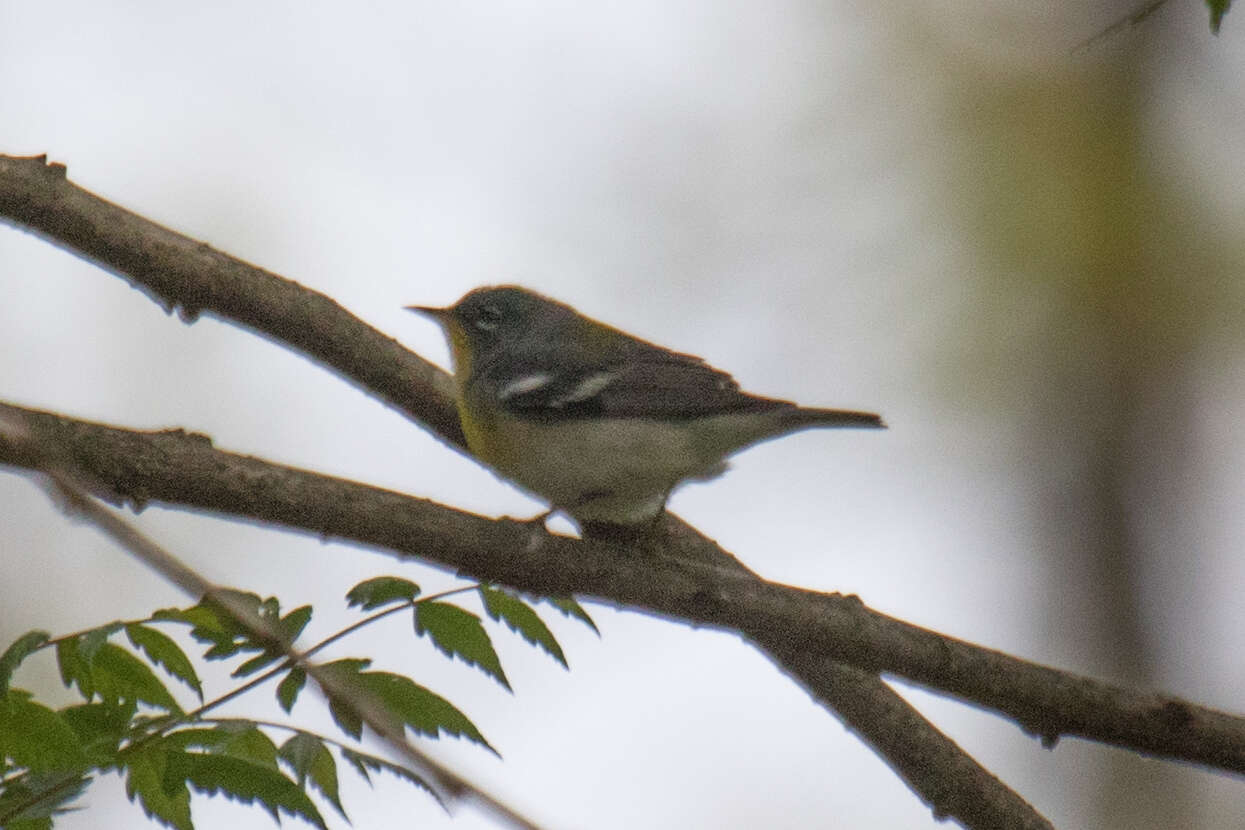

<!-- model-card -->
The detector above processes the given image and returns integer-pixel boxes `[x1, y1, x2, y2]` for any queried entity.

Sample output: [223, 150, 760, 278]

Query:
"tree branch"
[0, 151, 1184, 828]
[1, 419, 541, 829]
[0, 154, 464, 448]
[2, 402, 1243, 785]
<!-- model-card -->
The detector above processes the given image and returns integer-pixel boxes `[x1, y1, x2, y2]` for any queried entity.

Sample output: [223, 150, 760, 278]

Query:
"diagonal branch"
[0, 151, 1109, 829]
[0, 154, 464, 448]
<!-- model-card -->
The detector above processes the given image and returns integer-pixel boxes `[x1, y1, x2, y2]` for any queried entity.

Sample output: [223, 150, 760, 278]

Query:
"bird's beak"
[405, 304, 451, 324]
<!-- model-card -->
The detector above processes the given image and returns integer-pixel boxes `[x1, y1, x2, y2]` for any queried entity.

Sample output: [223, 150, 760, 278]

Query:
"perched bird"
[409, 286, 883, 532]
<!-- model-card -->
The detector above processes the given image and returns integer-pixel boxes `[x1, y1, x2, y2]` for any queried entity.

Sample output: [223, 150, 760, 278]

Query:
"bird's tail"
[784, 406, 886, 430]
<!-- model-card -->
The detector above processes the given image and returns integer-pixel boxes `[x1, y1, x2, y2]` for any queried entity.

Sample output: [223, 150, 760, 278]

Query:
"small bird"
[409, 286, 883, 533]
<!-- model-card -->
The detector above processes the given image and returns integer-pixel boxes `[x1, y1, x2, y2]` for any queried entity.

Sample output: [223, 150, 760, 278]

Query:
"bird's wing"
[481, 344, 792, 421]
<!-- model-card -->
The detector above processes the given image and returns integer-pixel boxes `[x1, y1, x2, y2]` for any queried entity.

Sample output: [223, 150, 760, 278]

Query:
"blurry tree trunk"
[943, 27, 1237, 830]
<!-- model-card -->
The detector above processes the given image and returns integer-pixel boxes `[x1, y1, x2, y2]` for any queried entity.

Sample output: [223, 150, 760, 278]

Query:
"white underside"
[488, 415, 750, 524]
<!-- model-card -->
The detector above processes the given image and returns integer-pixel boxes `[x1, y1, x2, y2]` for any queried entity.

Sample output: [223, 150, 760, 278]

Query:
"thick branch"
[2, 402, 1243, 787]
[0, 154, 464, 448]
[0, 152, 1062, 828]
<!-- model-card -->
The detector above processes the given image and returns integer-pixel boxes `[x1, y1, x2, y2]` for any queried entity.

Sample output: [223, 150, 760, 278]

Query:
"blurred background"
[2, 1, 1244, 828]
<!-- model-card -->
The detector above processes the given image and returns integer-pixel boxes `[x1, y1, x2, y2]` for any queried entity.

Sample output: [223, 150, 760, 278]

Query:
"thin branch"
[0, 153, 1063, 828]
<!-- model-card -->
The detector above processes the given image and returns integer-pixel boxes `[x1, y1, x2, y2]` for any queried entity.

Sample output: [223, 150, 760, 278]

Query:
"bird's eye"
[474, 304, 503, 331]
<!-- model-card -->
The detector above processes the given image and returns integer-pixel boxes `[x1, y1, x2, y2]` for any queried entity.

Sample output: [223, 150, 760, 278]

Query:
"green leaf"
[278, 733, 347, 820]
[127, 624, 203, 701]
[61, 701, 136, 767]
[357, 671, 495, 754]
[123, 744, 193, 830]
[154, 592, 268, 661]
[317, 657, 371, 677]
[338, 748, 439, 804]
[214, 722, 280, 770]
[1208, 0, 1232, 33]
[338, 746, 372, 784]
[161, 727, 228, 752]
[414, 601, 509, 690]
[78, 623, 123, 663]
[0, 692, 86, 771]
[91, 643, 182, 713]
[479, 586, 567, 668]
[226, 604, 311, 678]
[231, 650, 285, 679]
[0, 631, 50, 697]
[546, 596, 599, 635]
[163, 722, 278, 770]
[316, 659, 371, 741]
[327, 696, 363, 742]
[346, 577, 420, 610]
[55, 637, 94, 700]
[174, 751, 328, 830]
[276, 667, 307, 714]
[152, 605, 203, 626]
[153, 600, 237, 632]
[275, 732, 318, 784]
[158, 594, 304, 678]
[314, 659, 491, 752]
[279, 605, 313, 640]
